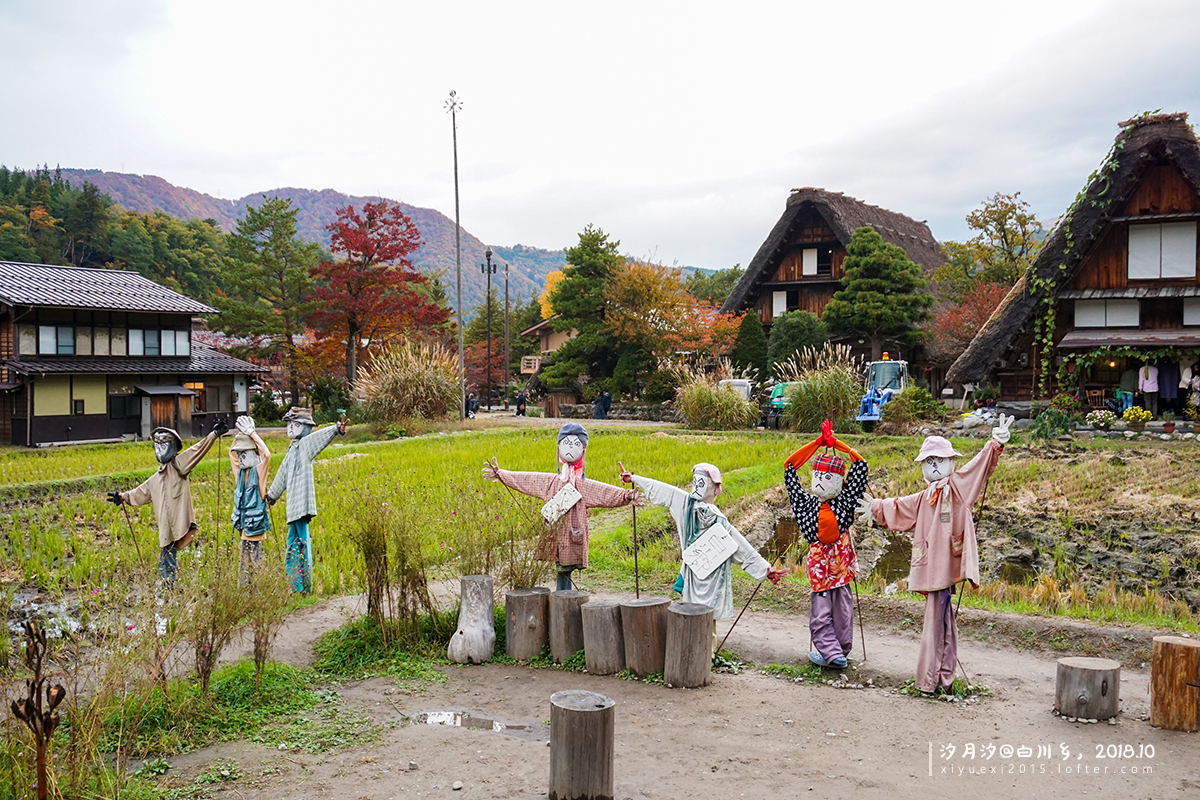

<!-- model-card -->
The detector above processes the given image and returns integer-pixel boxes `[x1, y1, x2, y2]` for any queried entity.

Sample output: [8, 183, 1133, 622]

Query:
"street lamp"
[445, 90, 465, 419]
[481, 248, 497, 411]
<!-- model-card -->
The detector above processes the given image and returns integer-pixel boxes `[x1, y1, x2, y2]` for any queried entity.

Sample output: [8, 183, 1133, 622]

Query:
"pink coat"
[870, 438, 1002, 592]
[496, 469, 635, 569]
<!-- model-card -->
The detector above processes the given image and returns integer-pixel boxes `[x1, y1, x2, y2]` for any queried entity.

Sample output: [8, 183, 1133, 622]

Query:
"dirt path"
[163, 590, 1199, 800]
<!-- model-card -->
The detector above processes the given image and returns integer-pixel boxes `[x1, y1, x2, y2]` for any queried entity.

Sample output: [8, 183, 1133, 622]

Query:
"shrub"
[882, 386, 949, 426]
[1085, 409, 1117, 428]
[784, 367, 862, 432]
[311, 377, 351, 423]
[1122, 406, 1152, 424]
[678, 382, 759, 430]
[641, 369, 681, 404]
[251, 391, 284, 424]
[767, 311, 828, 375]
[355, 341, 459, 425]
[1048, 392, 1083, 417]
[1031, 408, 1074, 440]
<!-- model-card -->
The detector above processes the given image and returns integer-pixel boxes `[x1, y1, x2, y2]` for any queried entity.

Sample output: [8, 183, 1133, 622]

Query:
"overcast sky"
[4, 0, 1200, 268]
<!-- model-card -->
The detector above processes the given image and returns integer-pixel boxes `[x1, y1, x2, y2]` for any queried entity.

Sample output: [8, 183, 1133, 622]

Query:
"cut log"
[447, 575, 496, 664]
[505, 587, 550, 661]
[620, 596, 670, 677]
[1150, 635, 1200, 732]
[581, 600, 625, 675]
[549, 689, 615, 800]
[549, 590, 590, 662]
[1054, 657, 1120, 721]
[664, 602, 713, 688]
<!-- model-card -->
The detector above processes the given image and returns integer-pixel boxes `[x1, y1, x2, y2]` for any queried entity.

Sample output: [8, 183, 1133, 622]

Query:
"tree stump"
[620, 596, 670, 677]
[505, 587, 550, 661]
[1055, 657, 1120, 721]
[581, 600, 625, 675]
[549, 689, 614, 800]
[550, 590, 590, 662]
[1150, 635, 1200, 731]
[664, 602, 713, 688]
[447, 575, 496, 664]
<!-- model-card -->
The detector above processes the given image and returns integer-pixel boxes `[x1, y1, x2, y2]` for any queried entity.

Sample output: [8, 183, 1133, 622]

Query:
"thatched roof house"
[947, 113, 1200, 401]
[720, 187, 943, 328]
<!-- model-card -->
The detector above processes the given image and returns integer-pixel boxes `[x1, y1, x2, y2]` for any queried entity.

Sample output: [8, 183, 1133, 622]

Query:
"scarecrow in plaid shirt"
[267, 407, 346, 593]
[783, 420, 869, 669]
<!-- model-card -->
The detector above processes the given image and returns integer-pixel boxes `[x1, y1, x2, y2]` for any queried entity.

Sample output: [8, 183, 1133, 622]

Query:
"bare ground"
[149, 588, 1200, 800]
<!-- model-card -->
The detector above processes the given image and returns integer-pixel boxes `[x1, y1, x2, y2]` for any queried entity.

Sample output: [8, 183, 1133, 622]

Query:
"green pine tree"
[729, 313, 768, 378]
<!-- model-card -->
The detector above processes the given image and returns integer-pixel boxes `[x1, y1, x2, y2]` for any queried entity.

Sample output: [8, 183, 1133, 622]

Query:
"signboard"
[541, 482, 583, 525]
[682, 525, 739, 580]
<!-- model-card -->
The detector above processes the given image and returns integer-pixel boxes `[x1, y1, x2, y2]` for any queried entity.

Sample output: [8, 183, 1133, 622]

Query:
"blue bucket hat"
[557, 422, 589, 446]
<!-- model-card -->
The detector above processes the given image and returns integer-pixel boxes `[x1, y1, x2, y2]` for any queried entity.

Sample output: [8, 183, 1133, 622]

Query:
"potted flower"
[1161, 410, 1176, 434]
[1086, 409, 1117, 430]
[1122, 405, 1152, 432]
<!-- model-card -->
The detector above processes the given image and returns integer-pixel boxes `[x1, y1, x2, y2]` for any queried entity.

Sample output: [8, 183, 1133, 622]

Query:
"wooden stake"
[716, 581, 761, 656]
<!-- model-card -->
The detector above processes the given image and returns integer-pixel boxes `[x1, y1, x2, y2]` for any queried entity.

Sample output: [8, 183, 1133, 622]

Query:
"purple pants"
[810, 584, 854, 661]
[917, 588, 958, 693]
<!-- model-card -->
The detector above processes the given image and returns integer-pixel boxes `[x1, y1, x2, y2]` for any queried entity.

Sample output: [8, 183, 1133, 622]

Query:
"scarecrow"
[482, 422, 636, 590]
[857, 415, 1014, 694]
[618, 462, 785, 625]
[107, 418, 229, 582]
[783, 420, 869, 669]
[267, 407, 346, 593]
[229, 415, 271, 586]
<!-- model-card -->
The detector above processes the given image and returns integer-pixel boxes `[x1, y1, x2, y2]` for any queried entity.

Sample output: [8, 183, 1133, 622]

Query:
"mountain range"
[57, 168, 564, 315]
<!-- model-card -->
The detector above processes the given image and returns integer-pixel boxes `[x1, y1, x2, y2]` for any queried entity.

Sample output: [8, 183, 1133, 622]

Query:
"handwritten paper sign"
[682, 525, 739, 580]
[541, 482, 583, 525]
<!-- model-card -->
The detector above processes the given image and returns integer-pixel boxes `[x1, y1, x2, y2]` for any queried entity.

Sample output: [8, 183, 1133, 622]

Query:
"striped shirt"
[267, 424, 341, 523]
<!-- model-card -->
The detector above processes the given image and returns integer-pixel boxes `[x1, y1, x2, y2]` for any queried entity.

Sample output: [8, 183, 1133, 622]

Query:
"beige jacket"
[123, 431, 219, 548]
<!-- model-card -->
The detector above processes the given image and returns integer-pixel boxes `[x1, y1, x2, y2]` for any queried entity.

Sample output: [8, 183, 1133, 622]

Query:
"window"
[1128, 222, 1197, 279]
[38, 326, 55, 354]
[73, 399, 85, 415]
[177, 331, 191, 356]
[184, 381, 206, 413]
[1185, 298, 1200, 326]
[129, 329, 144, 356]
[57, 326, 74, 355]
[1074, 299, 1139, 327]
[109, 395, 141, 419]
[801, 248, 818, 276]
[816, 247, 833, 276]
[144, 329, 160, 357]
[161, 330, 176, 356]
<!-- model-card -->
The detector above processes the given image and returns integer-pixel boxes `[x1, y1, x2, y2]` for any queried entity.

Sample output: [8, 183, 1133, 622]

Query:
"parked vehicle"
[856, 354, 910, 428]
[765, 381, 799, 429]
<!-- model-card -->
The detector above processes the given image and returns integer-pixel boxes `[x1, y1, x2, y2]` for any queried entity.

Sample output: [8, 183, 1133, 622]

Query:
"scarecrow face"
[810, 469, 844, 500]
[237, 449, 261, 470]
[152, 432, 178, 464]
[690, 469, 719, 503]
[286, 421, 311, 440]
[557, 435, 585, 465]
[921, 455, 956, 483]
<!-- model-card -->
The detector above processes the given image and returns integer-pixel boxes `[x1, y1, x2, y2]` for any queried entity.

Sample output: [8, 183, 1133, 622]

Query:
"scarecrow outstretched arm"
[784, 436, 824, 470]
[949, 437, 1002, 506]
[495, 469, 556, 502]
[578, 478, 637, 509]
[175, 431, 219, 477]
[122, 476, 154, 507]
[630, 475, 688, 515]
[870, 490, 924, 532]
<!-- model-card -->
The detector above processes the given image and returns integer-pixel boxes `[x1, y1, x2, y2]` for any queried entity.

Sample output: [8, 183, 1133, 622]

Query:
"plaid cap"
[813, 452, 846, 476]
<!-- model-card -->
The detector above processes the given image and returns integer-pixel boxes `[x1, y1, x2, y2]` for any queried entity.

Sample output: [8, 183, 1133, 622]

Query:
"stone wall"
[556, 403, 676, 422]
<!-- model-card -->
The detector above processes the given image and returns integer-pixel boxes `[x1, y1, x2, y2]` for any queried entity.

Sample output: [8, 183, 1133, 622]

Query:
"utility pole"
[446, 90, 465, 420]
[481, 248, 496, 411]
[504, 259, 511, 412]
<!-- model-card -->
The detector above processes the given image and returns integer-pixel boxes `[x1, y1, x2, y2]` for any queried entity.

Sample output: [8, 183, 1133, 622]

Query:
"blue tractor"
[856, 355, 910, 428]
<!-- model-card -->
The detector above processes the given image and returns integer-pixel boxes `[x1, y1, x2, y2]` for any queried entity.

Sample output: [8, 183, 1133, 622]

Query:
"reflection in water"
[415, 711, 534, 739]
[758, 519, 801, 563]
[870, 531, 912, 583]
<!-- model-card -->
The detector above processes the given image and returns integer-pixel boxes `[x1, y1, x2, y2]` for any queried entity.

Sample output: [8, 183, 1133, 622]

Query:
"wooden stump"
[1055, 657, 1120, 720]
[1150, 635, 1200, 731]
[581, 600, 625, 675]
[506, 587, 550, 661]
[664, 602, 713, 688]
[549, 689, 614, 800]
[550, 590, 590, 662]
[447, 575, 496, 664]
[620, 597, 670, 677]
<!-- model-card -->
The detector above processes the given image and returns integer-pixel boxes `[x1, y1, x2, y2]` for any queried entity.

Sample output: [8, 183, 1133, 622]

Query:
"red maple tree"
[924, 281, 1010, 367]
[309, 202, 450, 384]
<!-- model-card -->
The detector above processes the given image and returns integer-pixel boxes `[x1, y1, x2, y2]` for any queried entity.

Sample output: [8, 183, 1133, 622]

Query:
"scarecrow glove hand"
[107, 490, 123, 506]
[855, 494, 874, 526]
[992, 413, 1014, 445]
[482, 458, 501, 482]
[212, 418, 230, 437]
[235, 415, 255, 435]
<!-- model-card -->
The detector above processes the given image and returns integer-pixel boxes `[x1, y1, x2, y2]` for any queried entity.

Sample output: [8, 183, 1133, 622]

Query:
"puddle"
[997, 558, 1037, 585]
[869, 531, 912, 583]
[413, 711, 544, 741]
[7, 589, 82, 638]
[758, 519, 801, 562]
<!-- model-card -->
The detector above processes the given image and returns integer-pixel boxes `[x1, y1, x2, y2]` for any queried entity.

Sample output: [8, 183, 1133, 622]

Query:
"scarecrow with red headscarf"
[783, 420, 869, 669]
[856, 415, 1014, 693]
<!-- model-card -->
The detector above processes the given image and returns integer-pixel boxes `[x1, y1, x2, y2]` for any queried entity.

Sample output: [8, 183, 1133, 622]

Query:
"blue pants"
[159, 543, 179, 584]
[1119, 391, 1133, 412]
[286, 519, 313, 594]
[556, 566, 578, 591]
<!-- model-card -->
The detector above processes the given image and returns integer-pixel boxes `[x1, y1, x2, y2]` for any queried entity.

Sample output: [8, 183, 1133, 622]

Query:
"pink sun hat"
[913, 435, 963, 462]
[693, 462, 723, 485]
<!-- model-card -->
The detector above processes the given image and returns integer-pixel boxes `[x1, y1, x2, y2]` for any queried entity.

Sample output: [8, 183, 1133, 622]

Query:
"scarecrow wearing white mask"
[267, 407, 346, 593]
[483, 423, 636, 590]
[107, 418, 228, 582]
[783, 420, 870, 669]
[857, 415, 1014, 694]
[229, 416, 271, 586]
[618, 462, 785, 625]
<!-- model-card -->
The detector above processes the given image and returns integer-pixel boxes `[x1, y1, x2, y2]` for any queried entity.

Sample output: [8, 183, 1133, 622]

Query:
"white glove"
[855, 493, 875, 526]
[992, 413, 1015, 445]
[482, 457, 501, 482]
[236, 415, 256, 435]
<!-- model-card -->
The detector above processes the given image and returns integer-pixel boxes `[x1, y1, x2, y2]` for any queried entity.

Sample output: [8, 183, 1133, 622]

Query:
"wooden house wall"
[771, 249, 846, 282]
[1123, 165, 1196, 215]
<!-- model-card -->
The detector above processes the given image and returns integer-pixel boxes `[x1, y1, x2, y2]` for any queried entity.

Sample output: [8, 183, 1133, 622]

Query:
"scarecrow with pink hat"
[619, 461, 785, 622]
[857, 415, 1014, 694]
[783, 420, 870, 669]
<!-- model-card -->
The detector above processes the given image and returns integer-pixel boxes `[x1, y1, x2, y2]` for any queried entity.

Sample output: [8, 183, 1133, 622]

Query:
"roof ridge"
[0, 259, 147, 276]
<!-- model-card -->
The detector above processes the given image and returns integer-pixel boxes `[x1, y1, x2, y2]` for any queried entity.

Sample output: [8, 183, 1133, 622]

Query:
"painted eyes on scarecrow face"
[692, 475, 708, 494]
[558, 436, 583, 463]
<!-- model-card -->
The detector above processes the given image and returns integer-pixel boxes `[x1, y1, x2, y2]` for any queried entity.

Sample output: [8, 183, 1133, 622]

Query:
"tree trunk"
[581, 600, 625, 675]
[620, 597, 670, 677]
[549, 689, 614, 800]
[1150, 635, 1200, 731]
[664, 602, 713, 688]
[447, 575, 496, 664]
[1054, 657, 1120, 720]
[505, 587, 550, 661]
[871, 336, 883, 362]
[549, 590, 589, 662]
[346, 319, 359, 386]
